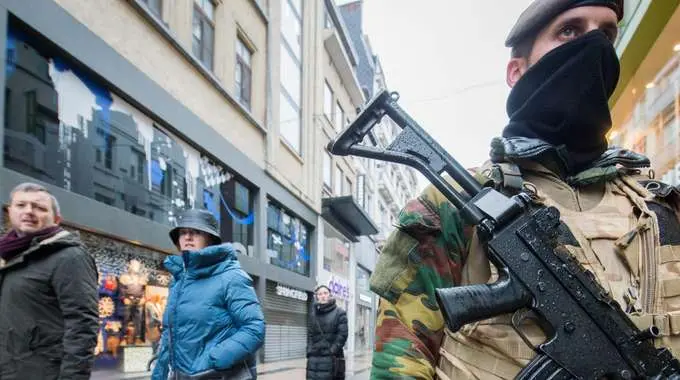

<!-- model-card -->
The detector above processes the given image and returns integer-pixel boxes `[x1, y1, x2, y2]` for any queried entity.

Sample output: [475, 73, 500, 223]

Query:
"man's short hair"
[9, 182, 61, 216]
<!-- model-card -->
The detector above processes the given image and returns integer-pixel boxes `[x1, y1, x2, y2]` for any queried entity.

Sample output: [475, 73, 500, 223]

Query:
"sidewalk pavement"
[91, 352, 373, 380]
[257, 352, 372, 380]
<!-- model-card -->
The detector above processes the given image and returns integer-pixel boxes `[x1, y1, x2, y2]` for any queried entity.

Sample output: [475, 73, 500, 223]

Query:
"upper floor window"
[324, 9, 333, 29]
[343, 176, 352, 196]
[334, 165, 343, 195]
[324, 81, 333, 122]
[323, 150, 332, 188]
[279, 0, 303, 153]
[235, 36, 253, 109]
[335, 101, 344, 131]
[141, 0, 163, 18]
[193, 0, 215, 70]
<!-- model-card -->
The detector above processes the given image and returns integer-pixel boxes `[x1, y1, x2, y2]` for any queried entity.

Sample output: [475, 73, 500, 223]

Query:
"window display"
[93, 258, 169, 370]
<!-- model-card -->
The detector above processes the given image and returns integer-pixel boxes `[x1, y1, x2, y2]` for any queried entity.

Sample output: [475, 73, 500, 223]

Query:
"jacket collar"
[490, 136, 650, 180]
[0, 230, 79, 271]
[164, 243, 239, 279]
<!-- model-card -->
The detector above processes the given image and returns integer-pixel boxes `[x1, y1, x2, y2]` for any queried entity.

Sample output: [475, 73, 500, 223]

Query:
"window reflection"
[3, 27, 254, 246]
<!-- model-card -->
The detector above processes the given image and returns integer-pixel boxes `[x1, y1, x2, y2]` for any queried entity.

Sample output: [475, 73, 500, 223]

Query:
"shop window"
[2, 25, 250, 231]
[323, 233, 349, 278]
[218, 179, 255, 251]
[266, 201, 311, 276]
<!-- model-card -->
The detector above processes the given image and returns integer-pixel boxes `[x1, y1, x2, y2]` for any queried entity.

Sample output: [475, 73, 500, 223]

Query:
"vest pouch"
[659, 245, 680, 313]
[438, 329, 527, 380]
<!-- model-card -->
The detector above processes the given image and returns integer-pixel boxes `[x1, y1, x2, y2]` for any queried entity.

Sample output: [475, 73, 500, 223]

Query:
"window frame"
[278, 0, 303, 153]
[335, 100, 344, 131]
[323, 150, 332, 189]
[192, 1, 215, 71]
[235, 36, 253, 109]
[324, 81, 333, 123]
[141, 0, 163, 19]
[334, 165, 343, 195]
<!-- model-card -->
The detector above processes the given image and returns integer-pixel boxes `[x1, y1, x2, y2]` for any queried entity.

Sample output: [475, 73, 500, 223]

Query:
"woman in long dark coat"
[306, 285, 349, 380]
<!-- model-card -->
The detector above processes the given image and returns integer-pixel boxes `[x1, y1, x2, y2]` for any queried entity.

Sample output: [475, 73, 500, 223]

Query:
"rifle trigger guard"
[511, 308, 539, 354]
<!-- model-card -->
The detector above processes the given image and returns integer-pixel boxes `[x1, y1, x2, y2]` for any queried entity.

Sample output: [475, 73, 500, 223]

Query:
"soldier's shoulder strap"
[474, 161, 524, 194]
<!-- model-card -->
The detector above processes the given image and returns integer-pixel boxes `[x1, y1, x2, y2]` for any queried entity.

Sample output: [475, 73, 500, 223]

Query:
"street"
[257, 353, 372, 380]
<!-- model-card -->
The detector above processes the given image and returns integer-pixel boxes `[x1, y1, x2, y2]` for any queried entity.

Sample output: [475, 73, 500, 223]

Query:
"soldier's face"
[507, 6, 619, 87]
[8, 190, 61, 235]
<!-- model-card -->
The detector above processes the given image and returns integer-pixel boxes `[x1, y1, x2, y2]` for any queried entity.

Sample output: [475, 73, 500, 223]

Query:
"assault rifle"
[327, 90, 680, 379]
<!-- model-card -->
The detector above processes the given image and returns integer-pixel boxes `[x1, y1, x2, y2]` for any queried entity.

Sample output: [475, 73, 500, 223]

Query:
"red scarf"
[0, 225, 63, 260]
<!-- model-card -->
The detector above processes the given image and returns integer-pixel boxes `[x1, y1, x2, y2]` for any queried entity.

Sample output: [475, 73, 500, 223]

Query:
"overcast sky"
[343, 0, 534, 190]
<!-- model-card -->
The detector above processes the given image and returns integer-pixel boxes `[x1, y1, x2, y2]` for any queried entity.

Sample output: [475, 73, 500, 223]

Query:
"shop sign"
[359, 293, 372, 304]
[329, 276, 350, 300]
[276, 284, 308, 301]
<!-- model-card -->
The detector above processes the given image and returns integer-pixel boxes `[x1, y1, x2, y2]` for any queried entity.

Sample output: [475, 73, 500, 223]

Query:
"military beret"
[505, 0, 624, 47]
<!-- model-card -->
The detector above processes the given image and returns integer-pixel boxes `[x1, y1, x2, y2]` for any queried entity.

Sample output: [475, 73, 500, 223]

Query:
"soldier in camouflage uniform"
[370, 0, 680, 378]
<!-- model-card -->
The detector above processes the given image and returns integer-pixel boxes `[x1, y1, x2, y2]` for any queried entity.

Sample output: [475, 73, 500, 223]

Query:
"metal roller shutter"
[263, 282, 309, 362]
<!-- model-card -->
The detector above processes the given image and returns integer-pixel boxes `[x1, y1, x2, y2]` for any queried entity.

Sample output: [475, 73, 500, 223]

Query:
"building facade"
[337, 0, 419, 356]
[609, 0, 680, 180]
[0, 0, 331, 374]
[315, 0, 378, 358]
[0, 0, 415, 371]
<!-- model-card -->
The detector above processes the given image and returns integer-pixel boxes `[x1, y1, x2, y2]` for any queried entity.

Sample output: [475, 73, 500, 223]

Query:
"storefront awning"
[322, 196, 378, 242]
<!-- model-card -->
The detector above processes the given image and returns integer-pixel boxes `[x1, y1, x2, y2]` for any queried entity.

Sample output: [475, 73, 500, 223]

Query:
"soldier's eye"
[559, 25, 578, 39]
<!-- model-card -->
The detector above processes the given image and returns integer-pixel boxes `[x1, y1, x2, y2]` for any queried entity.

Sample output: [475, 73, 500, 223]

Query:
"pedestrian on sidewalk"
[152, 208, 265, 380]
[306, 285, 348, 380]
[0, 182, 99, 380]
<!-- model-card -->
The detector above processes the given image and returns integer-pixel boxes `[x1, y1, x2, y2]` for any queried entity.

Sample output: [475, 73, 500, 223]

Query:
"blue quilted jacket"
[151, 243, 265, 380]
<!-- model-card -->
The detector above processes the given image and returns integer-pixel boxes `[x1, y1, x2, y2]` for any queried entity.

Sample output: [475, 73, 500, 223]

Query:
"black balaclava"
[502, 30, 620, 173]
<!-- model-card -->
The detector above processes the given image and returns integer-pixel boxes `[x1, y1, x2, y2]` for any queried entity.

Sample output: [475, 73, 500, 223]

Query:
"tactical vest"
[436, 163, 680, 380]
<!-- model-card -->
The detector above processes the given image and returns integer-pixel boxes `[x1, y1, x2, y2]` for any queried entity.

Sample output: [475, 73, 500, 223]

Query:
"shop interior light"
[646, 82, 656, 89]
[632, 88, 637, 95]
[674, 43, 680, 52]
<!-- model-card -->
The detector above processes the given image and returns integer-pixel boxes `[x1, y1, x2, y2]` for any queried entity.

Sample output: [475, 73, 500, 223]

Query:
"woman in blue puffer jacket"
[152, 208, 265, 380]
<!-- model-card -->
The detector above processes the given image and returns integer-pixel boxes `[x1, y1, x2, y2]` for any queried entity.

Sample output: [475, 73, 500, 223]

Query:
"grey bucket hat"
[169, 208, 222, 246]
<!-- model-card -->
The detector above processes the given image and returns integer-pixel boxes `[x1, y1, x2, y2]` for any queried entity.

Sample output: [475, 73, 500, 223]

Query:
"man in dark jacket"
[306, 285, 348, 380]
[0, 182, 99, 380]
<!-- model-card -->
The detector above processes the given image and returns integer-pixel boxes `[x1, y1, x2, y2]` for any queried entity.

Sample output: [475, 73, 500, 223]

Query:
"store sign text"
[329, 277, 350, 300]
[276, 284, 308, 301]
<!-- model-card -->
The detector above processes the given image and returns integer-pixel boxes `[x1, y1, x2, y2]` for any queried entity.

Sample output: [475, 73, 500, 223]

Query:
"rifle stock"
[329, 89, 680, 379]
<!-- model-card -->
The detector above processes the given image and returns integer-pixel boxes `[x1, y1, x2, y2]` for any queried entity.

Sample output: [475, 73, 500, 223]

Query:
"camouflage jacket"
[370, 177, 471, 379]
[368, 138, 653, 379]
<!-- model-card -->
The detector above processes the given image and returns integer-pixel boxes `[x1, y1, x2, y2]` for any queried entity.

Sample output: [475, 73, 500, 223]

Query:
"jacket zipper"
[169, 264, 187, 370]
[640, 220, 657, 313]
